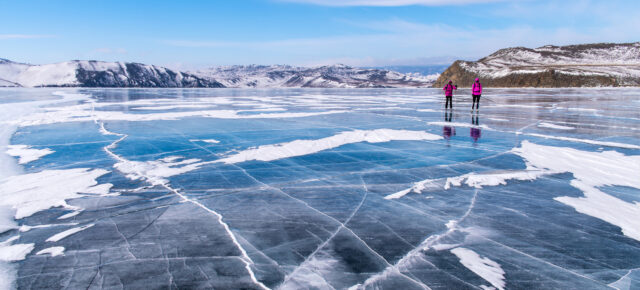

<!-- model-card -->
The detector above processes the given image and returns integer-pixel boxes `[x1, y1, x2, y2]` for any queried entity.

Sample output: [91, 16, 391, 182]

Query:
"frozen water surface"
[0, 87, 639, 289]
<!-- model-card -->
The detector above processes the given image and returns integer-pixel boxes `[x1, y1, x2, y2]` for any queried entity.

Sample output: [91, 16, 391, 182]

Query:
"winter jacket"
[472, 82, 482, 95]
[443, 84, 457, 97]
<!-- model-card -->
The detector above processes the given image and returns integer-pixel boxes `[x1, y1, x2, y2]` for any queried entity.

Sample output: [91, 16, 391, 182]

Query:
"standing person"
[443, 80, 457, 110]
[471, 78, 482, 112]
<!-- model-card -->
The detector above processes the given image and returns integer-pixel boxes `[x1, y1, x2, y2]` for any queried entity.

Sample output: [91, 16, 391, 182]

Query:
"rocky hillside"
[0, 59, 223, 88]
[434, 42, 640, 87]
[192, 64, 437, 88]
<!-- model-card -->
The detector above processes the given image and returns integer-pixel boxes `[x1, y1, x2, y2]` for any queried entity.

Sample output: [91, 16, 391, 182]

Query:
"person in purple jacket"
[471, 78, 482, 111]
[443, 80, 457, 109]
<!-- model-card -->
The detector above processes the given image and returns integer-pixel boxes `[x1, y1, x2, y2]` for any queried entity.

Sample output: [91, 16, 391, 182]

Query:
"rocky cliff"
[434, 42, 640, 88]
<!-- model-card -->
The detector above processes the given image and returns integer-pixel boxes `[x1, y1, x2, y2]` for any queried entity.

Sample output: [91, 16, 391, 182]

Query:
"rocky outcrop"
[434, 42, 640, 87]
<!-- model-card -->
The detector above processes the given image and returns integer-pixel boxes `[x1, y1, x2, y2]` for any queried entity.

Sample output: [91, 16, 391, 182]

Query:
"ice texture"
[0, 88, 638, 289]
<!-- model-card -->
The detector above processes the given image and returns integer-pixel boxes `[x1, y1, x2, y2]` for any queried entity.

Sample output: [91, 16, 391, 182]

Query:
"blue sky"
[1, 0, 638, 69]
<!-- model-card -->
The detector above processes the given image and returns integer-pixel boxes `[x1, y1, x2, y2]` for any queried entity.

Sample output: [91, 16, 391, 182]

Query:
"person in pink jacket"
[471, 78, 482, 111]
[443, 80, 457, 109]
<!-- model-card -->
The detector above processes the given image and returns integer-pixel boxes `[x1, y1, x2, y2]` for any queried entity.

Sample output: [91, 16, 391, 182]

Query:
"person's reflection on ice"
[470, 113, 481, 145]
[443, 110, 455, 146]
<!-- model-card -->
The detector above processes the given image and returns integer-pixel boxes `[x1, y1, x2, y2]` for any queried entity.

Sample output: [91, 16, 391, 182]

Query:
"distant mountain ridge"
[434, 42, 640, 87]
[191, 64, 437, 88]
[0, 59, 436, 88]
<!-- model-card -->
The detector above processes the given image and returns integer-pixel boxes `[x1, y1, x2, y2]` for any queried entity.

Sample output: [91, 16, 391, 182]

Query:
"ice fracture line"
[98, 121, 269, 290]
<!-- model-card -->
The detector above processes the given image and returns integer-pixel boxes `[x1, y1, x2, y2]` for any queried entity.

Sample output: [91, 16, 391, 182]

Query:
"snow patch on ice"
[131, 104, 214, 110]
[0, 168, 112, 219]
[385, 179, 438, 199]
[46, 224, 95, 242]
[537, 122, 574, 130]
[388, 169, 546, 199]
[451, 247, 505, 290]
[444, 170, 547, 190]
[8, 104, 347, 127]
[0, 206, 17, 234]
[5, 145, 54, 164]
[190, 139, 220, 144]
[216, 129, 442, 164]
[36, 246, 65, 257]
[57, 211, 82, 220]
[513, 140, 640, 241]
[0, 242, 34, 262]
[526, 133, 640, 149]
[114, 156, 202, 187]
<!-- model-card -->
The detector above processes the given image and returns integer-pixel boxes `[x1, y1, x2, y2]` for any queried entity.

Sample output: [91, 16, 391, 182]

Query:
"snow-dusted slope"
[435, 42, 640, 87]
[1, 58, 437, 88]
[0, 59, 224, 88]
[192, 64, 437, 88]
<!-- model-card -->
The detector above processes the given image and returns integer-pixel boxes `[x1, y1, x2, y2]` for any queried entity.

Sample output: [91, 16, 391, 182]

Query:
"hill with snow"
[0, 59, 437, 88]
[0, 59, 223, 88]
[434, 42, 640, 87]
[191, 64, 437, 88]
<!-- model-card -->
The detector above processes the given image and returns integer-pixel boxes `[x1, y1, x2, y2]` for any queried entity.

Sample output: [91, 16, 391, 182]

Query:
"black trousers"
[445, 96, 452, 109]
[472, 94, 481, 109]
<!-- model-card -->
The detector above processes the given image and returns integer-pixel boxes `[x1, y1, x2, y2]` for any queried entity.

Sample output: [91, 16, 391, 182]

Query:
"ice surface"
[0, 88, 639, 289]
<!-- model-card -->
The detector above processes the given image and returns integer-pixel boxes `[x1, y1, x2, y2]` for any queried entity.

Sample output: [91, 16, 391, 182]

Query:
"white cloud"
[0, 34, 55, 40]
[277, 0, 505, 6]
[165, 20, 617, 66]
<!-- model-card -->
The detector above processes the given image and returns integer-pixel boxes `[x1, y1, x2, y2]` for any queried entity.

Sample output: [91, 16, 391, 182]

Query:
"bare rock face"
[434, 42, 640, 88]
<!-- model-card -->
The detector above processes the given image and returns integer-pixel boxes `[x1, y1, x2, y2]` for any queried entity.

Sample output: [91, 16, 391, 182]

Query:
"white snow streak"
[451, 247, 505, 290]
[217, 129, 441, 164]
[36, 246, 65, 257]
[537, 122, 574, 130]
[525, 133, 640, 149]
[46, 224, 95, 242]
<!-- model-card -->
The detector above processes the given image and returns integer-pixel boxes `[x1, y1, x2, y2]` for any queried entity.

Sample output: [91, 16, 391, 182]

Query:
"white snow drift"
[5, 145, 54, 164]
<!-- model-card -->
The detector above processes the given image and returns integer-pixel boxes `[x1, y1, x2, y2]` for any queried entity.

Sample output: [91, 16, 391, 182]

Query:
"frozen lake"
[0, 88, 639, 289]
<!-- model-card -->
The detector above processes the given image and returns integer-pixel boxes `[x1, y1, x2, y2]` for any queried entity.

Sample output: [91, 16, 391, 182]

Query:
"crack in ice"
[98, 121, 269, 290]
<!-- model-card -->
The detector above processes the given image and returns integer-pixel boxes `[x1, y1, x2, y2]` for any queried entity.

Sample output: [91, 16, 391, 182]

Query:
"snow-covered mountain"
[435, 42, 640, 87]
[0, 59, 437, 88]
[0, 59, 223, 88]
[191, 64, 437, 88]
